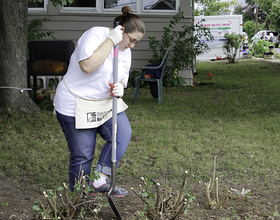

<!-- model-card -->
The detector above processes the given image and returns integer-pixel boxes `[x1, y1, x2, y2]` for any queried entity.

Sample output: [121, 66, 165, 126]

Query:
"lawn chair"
[133, 48, 170, 104]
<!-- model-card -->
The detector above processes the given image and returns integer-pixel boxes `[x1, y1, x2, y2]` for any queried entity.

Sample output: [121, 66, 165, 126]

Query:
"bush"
[28, 18, 55, 41]
[127, 70, 140, 88]
[148, 12, 213, 87]
[222, 32, 243, 63]
[249, 39, 274, 57]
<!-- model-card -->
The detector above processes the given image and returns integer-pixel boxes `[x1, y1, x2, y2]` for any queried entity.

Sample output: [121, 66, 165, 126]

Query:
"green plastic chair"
[133, 48, 170, 104]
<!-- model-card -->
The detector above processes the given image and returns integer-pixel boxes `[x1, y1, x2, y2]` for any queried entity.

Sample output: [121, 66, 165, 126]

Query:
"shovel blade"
[108, 195, 122, 220]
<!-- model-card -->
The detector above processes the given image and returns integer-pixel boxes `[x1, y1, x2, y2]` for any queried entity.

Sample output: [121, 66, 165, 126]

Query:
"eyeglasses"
[126, 33, 138, 45]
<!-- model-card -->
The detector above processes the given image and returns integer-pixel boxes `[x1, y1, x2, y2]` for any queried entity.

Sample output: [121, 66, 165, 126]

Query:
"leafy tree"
[238, 0, 280, 37]
[255, 0, 280, 32]
[195, 0, 237, 16]
[264, 1, 280, 32]
[256, 0, 274, 13]
[240, 0, 267, 28]
[0, 0, 73, 113]
[243, 20, 265, 39]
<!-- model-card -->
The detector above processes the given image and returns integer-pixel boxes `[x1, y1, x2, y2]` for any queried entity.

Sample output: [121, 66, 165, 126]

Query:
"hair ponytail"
[114, 6, 145, 34]
[121, 6, 132, 15]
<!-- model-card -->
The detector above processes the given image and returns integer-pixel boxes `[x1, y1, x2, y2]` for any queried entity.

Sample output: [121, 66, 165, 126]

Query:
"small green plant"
[264, 180, 269, 188]
[148, 12, 213, 87]
[273, 207, 279, 217]
[33, 201, 51, 218]
[184, 189, 196, 213]
[78, 209, 86, 218]
[230, 206, 237, 214]
[273, 212, 279, 217]
[222, 32, 243, 63]
[141, 178, 156, 209]
[2, 202, 8, 207]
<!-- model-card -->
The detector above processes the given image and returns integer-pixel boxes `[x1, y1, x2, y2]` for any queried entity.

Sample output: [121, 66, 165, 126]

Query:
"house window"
[29, 1, 44, 8]
[104, 0, 137, 11]
[64, 0, 96, 7]
[62, 0, 96, 11]
[28, 0, 47, 12]
[143, 0, 176, 11]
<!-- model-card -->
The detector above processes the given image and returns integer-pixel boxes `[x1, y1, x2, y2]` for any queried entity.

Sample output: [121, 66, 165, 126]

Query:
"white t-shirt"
[53, 27, 131, 117]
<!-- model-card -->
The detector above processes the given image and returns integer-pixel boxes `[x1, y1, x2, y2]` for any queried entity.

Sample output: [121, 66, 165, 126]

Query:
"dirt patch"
[1, 176, 280, 219]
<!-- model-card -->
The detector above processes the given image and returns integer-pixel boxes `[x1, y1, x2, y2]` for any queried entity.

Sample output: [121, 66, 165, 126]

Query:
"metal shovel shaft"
[108, 48, 118, 197]
[107, 21, 122, 220]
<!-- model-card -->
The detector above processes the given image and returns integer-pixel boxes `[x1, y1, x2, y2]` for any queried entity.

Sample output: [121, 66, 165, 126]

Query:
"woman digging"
[53, 6, 145, 197]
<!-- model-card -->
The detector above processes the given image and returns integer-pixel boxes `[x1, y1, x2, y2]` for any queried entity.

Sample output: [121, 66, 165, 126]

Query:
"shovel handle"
[112, 21, 119, 163]
[108, 21, 119, 199]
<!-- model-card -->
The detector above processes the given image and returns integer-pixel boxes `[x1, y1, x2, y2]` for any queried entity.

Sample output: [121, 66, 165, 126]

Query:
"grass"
[1, 59, 280, 191]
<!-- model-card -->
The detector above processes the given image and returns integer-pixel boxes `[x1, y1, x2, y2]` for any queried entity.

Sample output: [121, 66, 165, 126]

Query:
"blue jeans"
[56, 111, 132, 191]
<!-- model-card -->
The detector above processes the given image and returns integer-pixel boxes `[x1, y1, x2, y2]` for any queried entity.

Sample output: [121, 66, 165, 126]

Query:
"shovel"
[107, 21, 122, 220]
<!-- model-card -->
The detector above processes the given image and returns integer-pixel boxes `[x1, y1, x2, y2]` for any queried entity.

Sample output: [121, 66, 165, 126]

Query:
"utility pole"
[255, 4, 258, 34]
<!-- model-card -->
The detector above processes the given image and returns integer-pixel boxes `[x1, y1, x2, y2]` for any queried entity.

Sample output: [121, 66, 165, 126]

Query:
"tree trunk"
[0, 0, 39, 113]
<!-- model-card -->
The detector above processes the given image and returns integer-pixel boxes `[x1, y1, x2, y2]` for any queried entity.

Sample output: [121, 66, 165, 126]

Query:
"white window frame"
[102, 0, 179, 14]
[28, 0, 48, 13]
[102, 0, 138, 12]
[28, 0, 180, 14]
[61, 0, 97, 13]
[142, 0, 179, 14]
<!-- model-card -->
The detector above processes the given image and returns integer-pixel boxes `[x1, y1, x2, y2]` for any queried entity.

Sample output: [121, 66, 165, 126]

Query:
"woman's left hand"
[109, 82, 124, 97]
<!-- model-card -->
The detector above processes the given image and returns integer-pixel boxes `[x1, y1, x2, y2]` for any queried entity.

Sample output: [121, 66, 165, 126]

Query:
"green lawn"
[1, 59, 280, 191]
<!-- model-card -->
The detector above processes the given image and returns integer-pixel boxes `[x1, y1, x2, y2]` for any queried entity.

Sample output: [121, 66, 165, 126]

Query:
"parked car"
[251, 30, 280, 47]
[242, 32, 249, 44]
[274, 35, 280, 48]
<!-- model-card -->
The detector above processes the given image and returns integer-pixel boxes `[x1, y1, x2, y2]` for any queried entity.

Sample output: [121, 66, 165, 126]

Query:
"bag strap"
[63, 77, 104, 101]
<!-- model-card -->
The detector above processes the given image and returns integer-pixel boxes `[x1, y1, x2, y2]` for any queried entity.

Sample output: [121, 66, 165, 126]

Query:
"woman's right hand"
[109, 82, 124, 97]
[107, 25, 123, 46]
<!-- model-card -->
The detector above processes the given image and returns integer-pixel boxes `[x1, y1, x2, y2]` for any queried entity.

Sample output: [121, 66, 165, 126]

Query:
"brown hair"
[114, 6, 145, 34]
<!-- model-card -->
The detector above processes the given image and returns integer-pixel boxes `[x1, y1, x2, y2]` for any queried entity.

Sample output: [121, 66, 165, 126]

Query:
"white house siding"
[28, 0, 193, 74]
